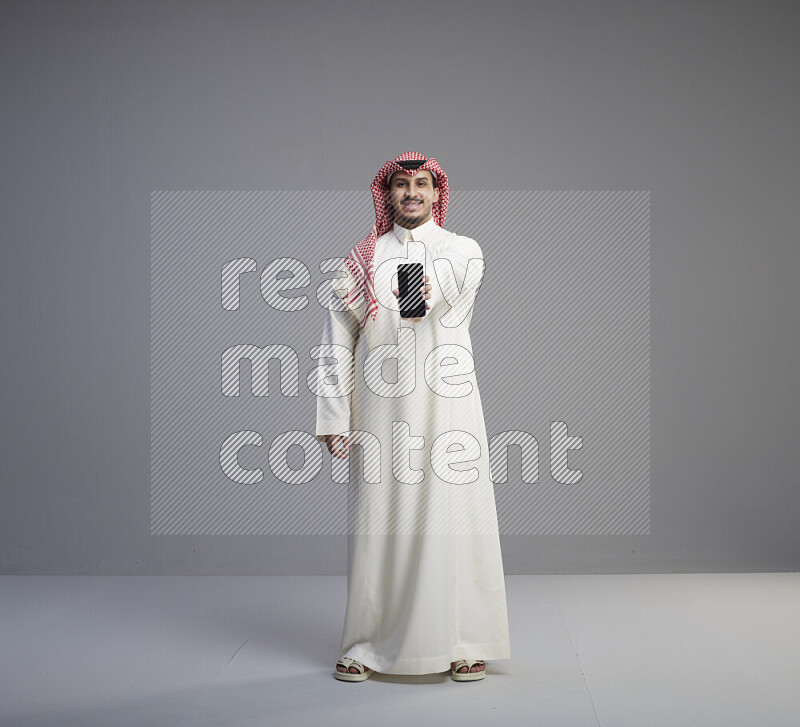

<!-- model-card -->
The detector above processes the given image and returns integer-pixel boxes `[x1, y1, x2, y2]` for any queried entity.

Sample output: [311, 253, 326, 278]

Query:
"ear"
[433, 186, 440, 203]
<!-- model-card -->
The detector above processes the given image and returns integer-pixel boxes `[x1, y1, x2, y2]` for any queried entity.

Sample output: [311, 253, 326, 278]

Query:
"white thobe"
[315, 216, 511, 674]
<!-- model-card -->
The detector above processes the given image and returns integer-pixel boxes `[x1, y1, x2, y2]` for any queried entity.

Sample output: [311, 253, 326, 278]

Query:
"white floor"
[0, 573, 798, 726]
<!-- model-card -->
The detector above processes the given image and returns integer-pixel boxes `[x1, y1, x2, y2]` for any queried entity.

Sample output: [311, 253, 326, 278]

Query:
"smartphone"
[398, 262, 426, 319]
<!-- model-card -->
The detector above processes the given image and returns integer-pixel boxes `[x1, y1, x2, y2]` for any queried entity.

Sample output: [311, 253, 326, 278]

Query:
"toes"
[349, 666, 359, 673]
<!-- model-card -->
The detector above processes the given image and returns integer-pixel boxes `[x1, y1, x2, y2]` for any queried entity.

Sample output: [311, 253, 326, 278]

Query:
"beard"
[391, 202, 427, 227]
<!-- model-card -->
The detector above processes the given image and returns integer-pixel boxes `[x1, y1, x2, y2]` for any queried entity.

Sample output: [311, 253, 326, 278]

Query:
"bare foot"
[451, 659, 485, 673]
[336, 660, 363, 674]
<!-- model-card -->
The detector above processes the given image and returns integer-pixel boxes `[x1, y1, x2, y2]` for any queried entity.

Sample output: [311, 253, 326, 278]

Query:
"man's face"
[387, 169, 440, 228]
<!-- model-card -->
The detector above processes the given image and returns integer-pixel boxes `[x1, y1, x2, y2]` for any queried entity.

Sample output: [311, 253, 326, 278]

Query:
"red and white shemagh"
[338, 151, 449, 330]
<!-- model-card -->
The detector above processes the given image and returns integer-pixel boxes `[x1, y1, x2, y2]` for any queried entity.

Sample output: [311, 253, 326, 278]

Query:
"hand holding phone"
[394, 264, 431, 322]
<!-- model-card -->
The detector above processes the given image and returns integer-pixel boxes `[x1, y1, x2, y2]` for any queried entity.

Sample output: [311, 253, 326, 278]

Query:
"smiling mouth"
[403, 201, 421, 209]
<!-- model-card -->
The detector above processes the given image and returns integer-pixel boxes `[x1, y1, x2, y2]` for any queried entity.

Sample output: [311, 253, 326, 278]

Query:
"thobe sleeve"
[314, 283, 361, 442]
[441, 235, 483, 289]
[435, 235, 485, 323]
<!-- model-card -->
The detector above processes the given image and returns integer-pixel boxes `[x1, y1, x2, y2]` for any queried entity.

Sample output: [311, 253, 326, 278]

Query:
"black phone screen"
[398, 263, 425, 318]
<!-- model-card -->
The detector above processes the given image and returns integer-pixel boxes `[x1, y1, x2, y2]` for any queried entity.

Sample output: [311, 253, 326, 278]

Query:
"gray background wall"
[1, 0, 797, 574]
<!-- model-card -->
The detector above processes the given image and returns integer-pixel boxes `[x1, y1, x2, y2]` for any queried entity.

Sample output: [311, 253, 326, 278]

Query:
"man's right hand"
[324, 434, 350, 460]
[393, 274, 431, 323]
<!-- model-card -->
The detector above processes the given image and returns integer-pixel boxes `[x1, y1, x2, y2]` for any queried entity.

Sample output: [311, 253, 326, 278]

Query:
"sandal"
[334, 656, 374, 682]
[451, 659, 486, 681]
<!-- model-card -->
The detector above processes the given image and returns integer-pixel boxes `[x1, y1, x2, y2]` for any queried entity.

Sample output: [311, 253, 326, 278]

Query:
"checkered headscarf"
[337, 151, 450, 330]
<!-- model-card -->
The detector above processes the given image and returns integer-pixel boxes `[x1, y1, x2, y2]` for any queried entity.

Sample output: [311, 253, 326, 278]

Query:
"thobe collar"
[392, 216, 439, 244]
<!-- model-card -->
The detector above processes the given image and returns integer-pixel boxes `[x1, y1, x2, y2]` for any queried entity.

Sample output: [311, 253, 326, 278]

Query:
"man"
[315, 151, 510, 682]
